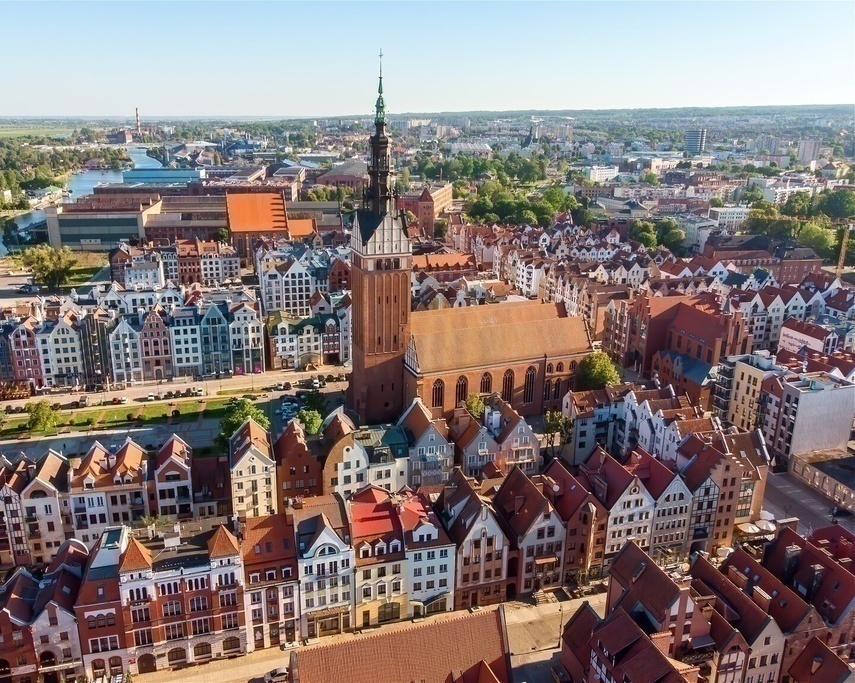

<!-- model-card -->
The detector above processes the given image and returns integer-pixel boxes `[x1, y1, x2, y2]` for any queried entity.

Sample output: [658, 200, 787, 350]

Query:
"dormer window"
[360, 545, 371, 559]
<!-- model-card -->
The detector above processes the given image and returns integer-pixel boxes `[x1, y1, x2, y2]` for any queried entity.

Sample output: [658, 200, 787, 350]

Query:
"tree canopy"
[26, 400, 59, 432]
[464, 393, 485, 419]
[575, 352, 621, 391]
[297, 409, 323, 435]
[216, 398, 270, 451]
[21, 244, 78, 293]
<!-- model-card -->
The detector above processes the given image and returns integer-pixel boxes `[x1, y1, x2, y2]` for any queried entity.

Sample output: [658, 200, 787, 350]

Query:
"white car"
[147, 392, 155, 401]
[264, 668, 289, 683]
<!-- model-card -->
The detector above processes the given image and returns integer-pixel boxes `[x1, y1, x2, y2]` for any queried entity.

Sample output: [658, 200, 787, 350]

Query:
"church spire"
[375, 49, 386, 125]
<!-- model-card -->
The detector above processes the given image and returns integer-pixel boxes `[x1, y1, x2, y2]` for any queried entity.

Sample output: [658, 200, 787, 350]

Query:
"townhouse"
[228, 419, 277, 519]
[117, 523, 247, 675]
[576, 447, 655, 565]
[292, 495, 355, 639]
[436, 470, 510, 610]
[273, 419, 324, 505]
[242, 513, 300, 650]
[35, 312, 84, 389]
[482, 395, 541, 474]
[349, 486, 409, 627]
[397, 397, 453, 488]
[620, 447, 692, 563]
[488, 468, 564, 597]
[323, 424, 410, 499]
[397, 488, 456, 617]
[70, 439, 150, 547]
[152, 435, 194, 520]
[541, 458, 608, 582]
[448, 407, 499, 478]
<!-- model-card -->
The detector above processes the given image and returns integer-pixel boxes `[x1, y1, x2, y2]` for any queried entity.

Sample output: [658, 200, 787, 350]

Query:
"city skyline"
[3, 1, 853, 117]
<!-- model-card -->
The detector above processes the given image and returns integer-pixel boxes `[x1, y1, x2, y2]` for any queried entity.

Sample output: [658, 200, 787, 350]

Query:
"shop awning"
[534, 556, 557, 566]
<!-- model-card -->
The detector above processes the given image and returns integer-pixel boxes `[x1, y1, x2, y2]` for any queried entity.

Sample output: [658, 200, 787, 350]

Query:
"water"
[10, 146, 163, 232]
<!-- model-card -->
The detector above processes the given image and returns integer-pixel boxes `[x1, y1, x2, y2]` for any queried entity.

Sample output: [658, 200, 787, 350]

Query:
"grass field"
[0, 126, 76, 139]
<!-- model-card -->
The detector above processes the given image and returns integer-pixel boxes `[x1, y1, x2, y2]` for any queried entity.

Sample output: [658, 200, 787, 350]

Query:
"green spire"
[375, 49, 385, 125]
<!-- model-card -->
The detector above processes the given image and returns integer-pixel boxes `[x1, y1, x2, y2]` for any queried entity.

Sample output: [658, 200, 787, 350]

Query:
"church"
[348, 64, 593, 424]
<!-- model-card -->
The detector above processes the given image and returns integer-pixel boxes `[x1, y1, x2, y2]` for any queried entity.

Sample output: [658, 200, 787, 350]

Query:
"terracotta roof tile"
[207, 525, 240, 559]
[119, 536, 152, 572]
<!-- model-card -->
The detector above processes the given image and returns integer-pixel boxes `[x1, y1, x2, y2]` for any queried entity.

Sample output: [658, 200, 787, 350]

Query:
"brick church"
[348, 65, 593, 425]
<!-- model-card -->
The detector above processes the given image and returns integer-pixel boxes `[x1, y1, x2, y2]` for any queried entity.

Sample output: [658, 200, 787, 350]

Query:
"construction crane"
[835, 219, 855, 277]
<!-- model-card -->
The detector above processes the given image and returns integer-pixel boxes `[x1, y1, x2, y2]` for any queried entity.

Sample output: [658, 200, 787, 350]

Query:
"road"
[135, 593, 609, 683]
[762, 471, 854, 535]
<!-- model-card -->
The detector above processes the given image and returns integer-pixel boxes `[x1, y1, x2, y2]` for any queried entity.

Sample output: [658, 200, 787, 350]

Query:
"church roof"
[409, 301, 591, 374]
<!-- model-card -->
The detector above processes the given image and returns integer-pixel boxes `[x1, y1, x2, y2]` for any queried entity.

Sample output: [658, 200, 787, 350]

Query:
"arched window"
[569, 360, 577, 371]
[109, 656, 123, 674]
[523, 366, 536, 404]
[194, 643, 212, 659]
[553, 379, 561, 400]
[92, 660, 106, 676]
[167, 648, 186, 665]
[546, 363, 553, 374]
[544, 379, 552, 400]
[480, 372, 492, 394]
[223, 637, 241, 653]
[556, 362, 564, 373]
[431, 380, 444, 409]
[502, 370, 514, 403]
[455, 376, 468, 406]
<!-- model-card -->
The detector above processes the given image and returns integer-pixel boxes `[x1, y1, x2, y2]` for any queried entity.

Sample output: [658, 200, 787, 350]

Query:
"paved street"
[762, 471, 854, 535]
[135, 594, 609, 683]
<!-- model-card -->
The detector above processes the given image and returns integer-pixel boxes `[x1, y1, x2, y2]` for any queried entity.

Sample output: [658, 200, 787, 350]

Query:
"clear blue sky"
[3, 1, 853, 117]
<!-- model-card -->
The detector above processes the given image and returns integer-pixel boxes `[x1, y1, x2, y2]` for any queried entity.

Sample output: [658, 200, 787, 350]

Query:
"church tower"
[348, 53, 412, 424]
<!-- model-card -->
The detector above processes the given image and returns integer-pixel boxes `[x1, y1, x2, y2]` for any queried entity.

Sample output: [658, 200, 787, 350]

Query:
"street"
[135, 593, 609, 683]
[762, 471, 854, 535]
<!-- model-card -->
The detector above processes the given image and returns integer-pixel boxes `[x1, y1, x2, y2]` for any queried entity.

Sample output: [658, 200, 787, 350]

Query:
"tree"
[433, 219, 448, 241]
[659, 228, 686, 253]
[741, 185, 765, 204]
[796, 221, 835, 259]
[20, 244, 77, 293]
[297, 409, 323, 435]
[543, 410, 573, 459]
[302, 389, 328, 414]
[640, 171, 659, 186]
[817, 189, 855, 219]
[26, 400, 59, 432]
[781, 192, 811, 219]
[709, 197, 725, 208]
[630, 221, 658, 249]
[215, 227, 230, 243]
[215, 398, 270, 451]
[464, 393, 485, 419]
[576, 351, 620, 391]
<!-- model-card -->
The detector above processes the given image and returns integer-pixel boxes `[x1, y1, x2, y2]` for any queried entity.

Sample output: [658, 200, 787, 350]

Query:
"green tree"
[215, 398, 270, 451]
[215, 227, 230, 243]
[26, 400, 59, 432]
[576, 351, 620, 391]
[709, 197, 725, 208]
[630, 221, 658, 249]
[741, 185, 765, 204]
[817, 189, 855, 219]
[433, 219, 448, 241]
[297, 409, 323, 435]
[543, 410, 573, 459]
[464, 393, 485, 419]
[659, 228, 686, 253]
[782, 192, 811, 219]
[640, 171, 659, 186]
[21, 244, 78, 293]
[302, 389, 328, 414]
[796, 221, 835, 259]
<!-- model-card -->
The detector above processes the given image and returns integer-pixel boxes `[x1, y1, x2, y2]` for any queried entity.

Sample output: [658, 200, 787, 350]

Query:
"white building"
[583, 165, 619, 183]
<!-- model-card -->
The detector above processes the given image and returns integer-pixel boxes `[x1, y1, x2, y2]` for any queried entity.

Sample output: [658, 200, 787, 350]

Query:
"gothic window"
[553, 380, 561, 400]
[544, 379, 552, 400]
[546, 363, 553, 374]
[523, 366, 536, 404]
[431, 380, 444, 409]
[502, 370, 514, 403]
[556, 362, 564, 373]
[480, 372, 492, 394]
[456, 376, 468, 406]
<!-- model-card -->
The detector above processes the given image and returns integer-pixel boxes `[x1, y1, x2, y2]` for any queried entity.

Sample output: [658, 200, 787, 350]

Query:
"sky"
[2, 1, 853, 118]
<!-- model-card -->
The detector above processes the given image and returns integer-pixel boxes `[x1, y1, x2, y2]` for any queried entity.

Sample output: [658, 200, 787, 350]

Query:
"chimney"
[808, 564, 826, 599]
[751, 586, 772, 612]
[782, 545, 801, 581]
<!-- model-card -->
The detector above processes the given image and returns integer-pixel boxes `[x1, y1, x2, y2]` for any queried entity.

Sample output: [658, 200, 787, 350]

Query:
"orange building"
[225, 192, 290, 263]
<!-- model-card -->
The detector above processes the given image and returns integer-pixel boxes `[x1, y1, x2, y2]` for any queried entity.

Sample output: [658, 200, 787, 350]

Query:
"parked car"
[147, 392, 156, 401]
[119, 396, 128, 404]
[310, 378, 320, 389]
[194, 387, 204, 396]
[77, 396, 90, 408]
[264, 668, 289, 683]
[276, 382, 286, 391]
[283, 381, 292, 390]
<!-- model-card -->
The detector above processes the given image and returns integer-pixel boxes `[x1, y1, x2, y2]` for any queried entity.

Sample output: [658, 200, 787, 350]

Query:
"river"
[10, 146, 163, 233]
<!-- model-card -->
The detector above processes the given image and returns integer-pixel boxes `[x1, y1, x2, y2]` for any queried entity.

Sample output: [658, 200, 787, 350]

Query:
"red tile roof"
[787, 636, 852, 683]
[289, 607, 511, 683]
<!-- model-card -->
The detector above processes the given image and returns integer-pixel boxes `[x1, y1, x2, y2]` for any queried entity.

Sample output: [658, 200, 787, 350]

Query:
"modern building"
[684, 129, 708, 154]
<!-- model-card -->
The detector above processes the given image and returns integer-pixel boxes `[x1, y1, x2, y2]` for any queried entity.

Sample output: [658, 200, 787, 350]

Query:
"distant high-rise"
[684, 129, 707, 155]
[797, 138, 821, 164]
[135, 107, 141, 136]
